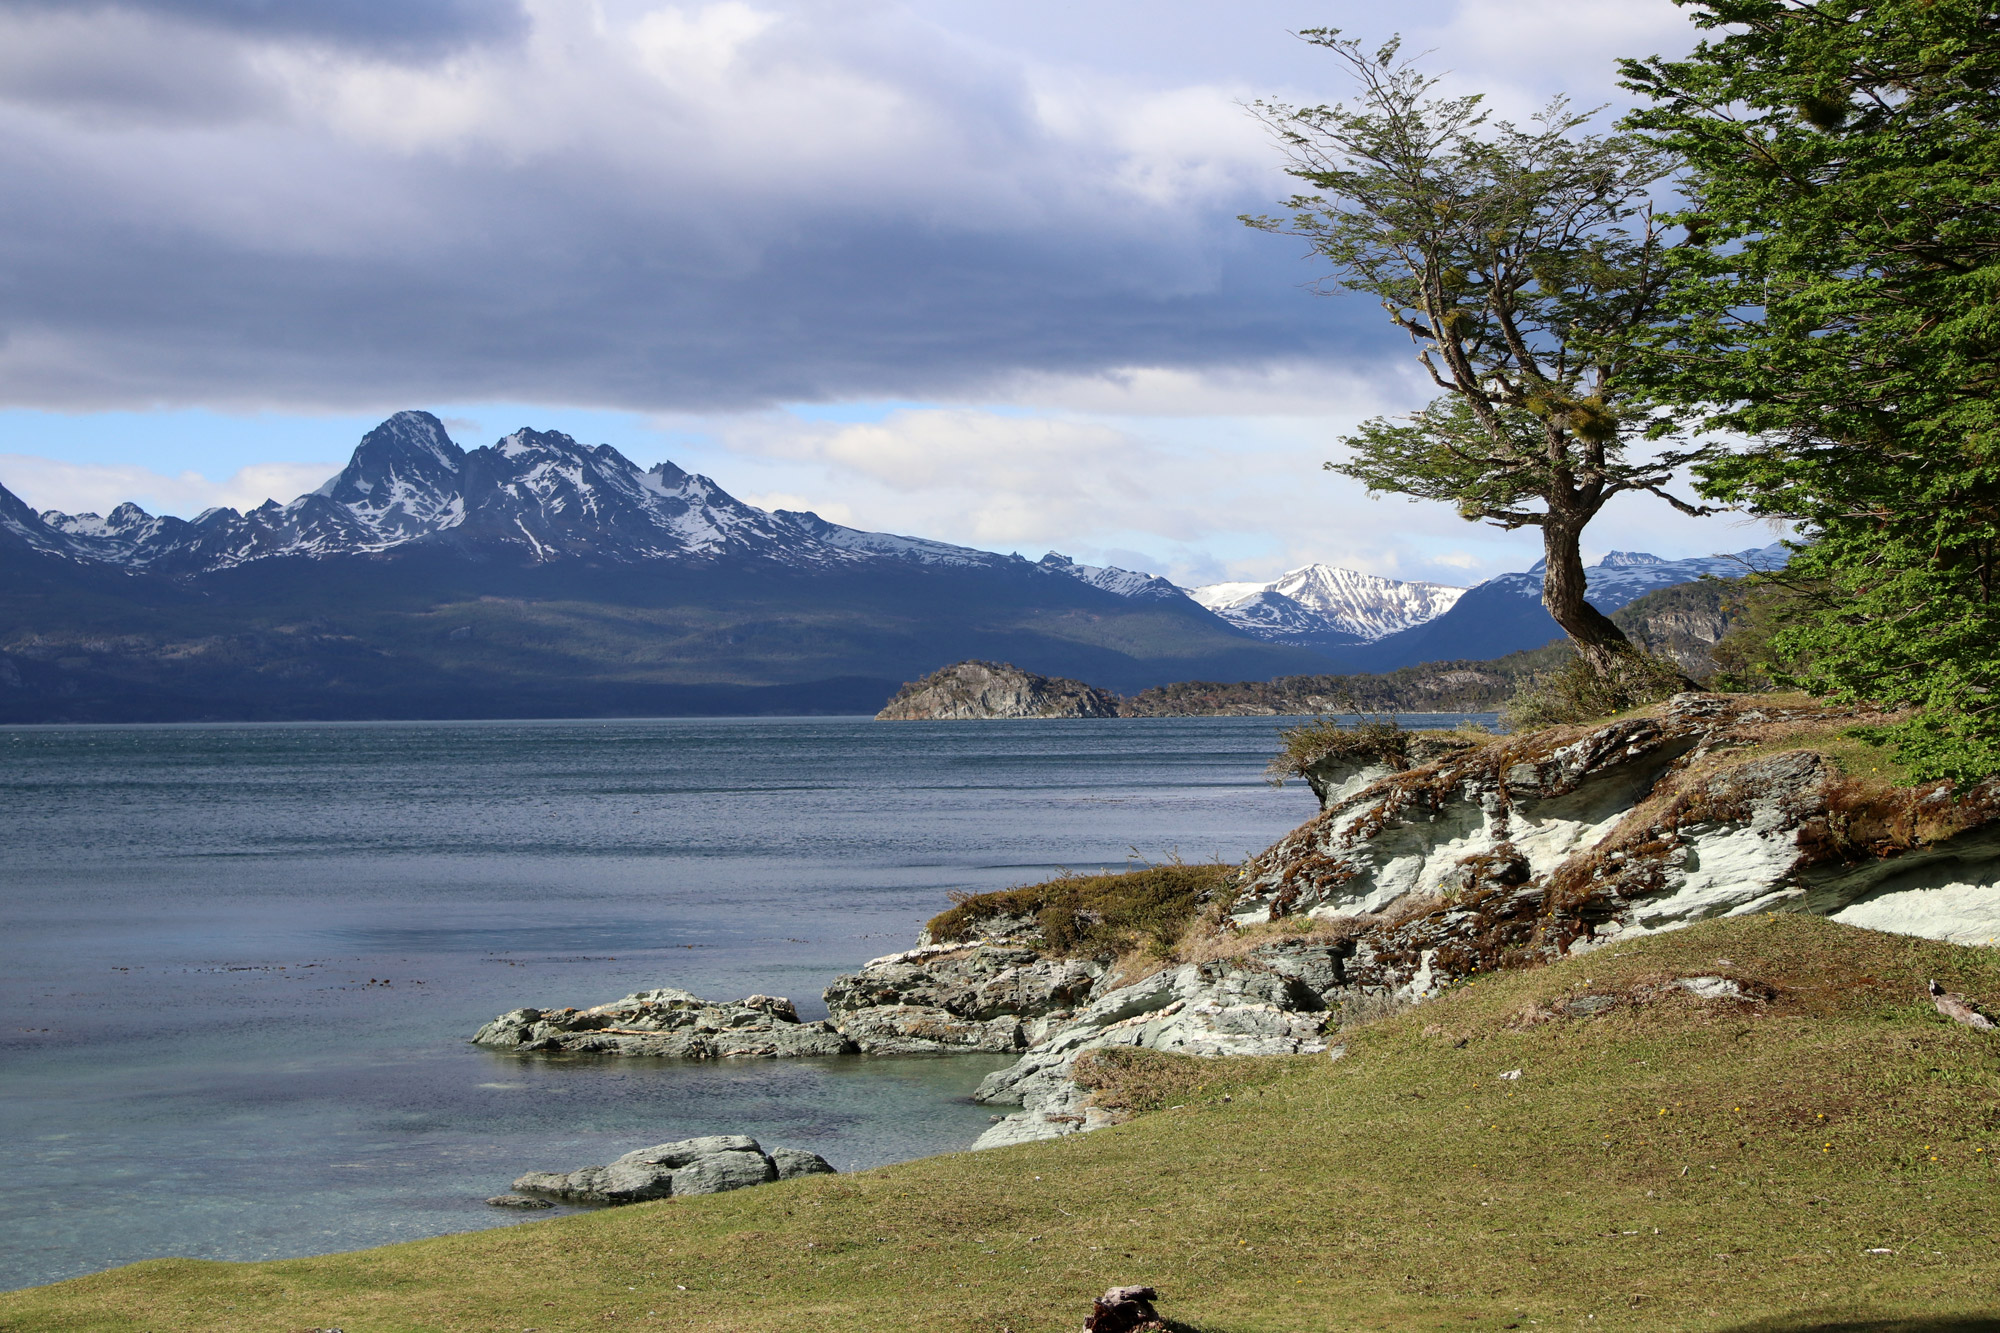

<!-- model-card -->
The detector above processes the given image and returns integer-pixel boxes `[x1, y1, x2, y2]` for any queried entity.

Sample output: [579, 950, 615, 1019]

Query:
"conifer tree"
[1624, 0, 2000, 780]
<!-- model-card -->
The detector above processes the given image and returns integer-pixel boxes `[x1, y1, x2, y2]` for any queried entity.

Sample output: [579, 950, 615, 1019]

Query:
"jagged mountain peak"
[0, 413, 1211, 615]
[1189, 562, 1467, 646]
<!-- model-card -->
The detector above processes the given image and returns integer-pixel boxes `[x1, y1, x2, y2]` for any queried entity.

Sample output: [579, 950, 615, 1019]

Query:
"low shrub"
[1501, 649, 1688, 731]
[1068, 1046, 1282, 1114]
[923, 864, 1233, 958]
[1265, 713, 1408, 785]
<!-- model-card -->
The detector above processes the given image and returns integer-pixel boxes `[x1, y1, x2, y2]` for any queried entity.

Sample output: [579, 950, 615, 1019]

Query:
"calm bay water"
[0, 714, 1477, 1291]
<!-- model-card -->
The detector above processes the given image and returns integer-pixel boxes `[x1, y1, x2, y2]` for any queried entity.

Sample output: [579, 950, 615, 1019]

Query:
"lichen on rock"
[823, 943, 1105, 1053]
[945, 693, 2000, 1148]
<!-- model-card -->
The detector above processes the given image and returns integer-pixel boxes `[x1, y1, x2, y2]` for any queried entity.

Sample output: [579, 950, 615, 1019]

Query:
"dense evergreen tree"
[1625, 0, 2000, 780]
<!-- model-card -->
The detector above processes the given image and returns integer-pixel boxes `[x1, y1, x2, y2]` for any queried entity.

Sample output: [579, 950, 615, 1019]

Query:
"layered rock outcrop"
[511, 1135, 834, 1205]
[876, 660, 1120, 720]
[968, 948, 1344, 1147]
[823, 942, 1104, 1053]
[471, 988, 854, 1058]
[1236, 694, 2000, 957]
[474, 695, 2000, 1154]
[963, 694, 2000, 1146]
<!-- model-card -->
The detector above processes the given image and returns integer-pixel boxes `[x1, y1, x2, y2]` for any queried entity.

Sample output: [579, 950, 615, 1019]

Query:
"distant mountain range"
[10, 411, 1185, 599]
[0, 412, 1324, 721]
[1336, 545, 1788, 672]
[0, 410, 1788, 721]
[1188, 565, 1466, 651]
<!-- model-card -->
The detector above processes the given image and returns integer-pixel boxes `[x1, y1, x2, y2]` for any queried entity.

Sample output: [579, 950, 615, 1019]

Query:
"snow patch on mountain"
[1038, 553, 1186, 602]
[1189, 564, 1467, 645]
[1501, 546, 1790, 611]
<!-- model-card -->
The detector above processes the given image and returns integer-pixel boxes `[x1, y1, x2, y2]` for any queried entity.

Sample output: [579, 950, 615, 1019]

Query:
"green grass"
[7, 914, 2000, 1333]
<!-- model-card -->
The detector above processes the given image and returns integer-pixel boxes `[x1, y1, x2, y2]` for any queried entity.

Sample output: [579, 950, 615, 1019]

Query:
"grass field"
[7, 914, 1999, 1333]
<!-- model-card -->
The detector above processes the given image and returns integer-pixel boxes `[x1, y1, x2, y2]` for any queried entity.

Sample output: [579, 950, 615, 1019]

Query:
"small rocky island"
[476, 693, 2000, 1151]
[875, 660, 1120, 720]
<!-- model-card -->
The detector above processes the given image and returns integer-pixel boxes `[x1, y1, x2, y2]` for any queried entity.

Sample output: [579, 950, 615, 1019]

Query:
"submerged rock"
[471, 988, 855, 1058]
[511, 1135, 834, 1205]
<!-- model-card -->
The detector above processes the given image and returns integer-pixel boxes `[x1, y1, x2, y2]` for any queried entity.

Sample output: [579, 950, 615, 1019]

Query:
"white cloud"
[0, 455, 339, 518]
[0, 0, 1748, 591]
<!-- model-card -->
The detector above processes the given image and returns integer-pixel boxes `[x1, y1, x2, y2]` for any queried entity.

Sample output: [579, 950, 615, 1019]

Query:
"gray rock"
[471, 988, 856, 1059]
[672, 1149, 777, 1196]
[613, 1134, 761, 1168]
[770, 1147, 836, 1179]
[970, 958, 1331, 1149]
[1232, 696, 2000, 1002]
[830, 1004, 1026, 1055]
[823, 943, 1103, 1053]
[485, 1193, 554, 1209]
[509, 1135, 831, 1205]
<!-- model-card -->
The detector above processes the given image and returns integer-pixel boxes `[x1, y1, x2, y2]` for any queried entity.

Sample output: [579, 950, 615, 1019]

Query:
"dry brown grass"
[1171, 913, 1379, 969]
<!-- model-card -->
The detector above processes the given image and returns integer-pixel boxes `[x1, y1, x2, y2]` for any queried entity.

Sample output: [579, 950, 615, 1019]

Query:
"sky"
[0, 0, 1782, 589]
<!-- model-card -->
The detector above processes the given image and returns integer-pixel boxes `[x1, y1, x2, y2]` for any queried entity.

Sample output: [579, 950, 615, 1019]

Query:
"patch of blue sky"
[0, 401, 740, 477]
[0, 407, 384, 475]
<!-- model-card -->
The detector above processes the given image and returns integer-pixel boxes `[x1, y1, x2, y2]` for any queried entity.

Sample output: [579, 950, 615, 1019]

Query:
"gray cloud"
[0, 0, 1688, 415]
[0, 0, 524, 54]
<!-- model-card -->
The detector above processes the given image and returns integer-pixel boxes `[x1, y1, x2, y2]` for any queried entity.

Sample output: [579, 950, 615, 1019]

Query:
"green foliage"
[1245, 31, 1710, 684]
[923, 864, 1233, 959]
[1625, 0, 2000, 782]
[1703, 576, 1816, 692]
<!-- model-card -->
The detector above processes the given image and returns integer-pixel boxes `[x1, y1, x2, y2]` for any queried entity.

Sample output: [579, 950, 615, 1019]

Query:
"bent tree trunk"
[1539, 522, 1696, 693]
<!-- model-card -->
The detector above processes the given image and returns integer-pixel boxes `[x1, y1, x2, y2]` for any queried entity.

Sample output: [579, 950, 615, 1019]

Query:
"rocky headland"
[477, 692, 2000, 1152]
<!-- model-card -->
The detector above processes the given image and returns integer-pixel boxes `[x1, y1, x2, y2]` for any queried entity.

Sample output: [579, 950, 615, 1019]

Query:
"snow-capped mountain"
[6, 410, 1188, 607]
[1460, 547, 1791, 615]
[1189, 564, 1467, 647]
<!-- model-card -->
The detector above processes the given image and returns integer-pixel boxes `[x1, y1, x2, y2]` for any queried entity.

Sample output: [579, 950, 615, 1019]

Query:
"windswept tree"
[1623, 0, 2000, 781]
[1247, 33, 1711, 693]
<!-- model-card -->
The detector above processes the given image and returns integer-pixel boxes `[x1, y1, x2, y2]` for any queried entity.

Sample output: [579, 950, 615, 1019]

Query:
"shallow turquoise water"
[0, 714, 1480, 1290]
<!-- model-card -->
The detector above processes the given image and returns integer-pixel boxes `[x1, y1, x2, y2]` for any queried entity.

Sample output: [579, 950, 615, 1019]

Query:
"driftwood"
[1083, 1285, 1165, 1333]
[1929, 980, 1996, 1032]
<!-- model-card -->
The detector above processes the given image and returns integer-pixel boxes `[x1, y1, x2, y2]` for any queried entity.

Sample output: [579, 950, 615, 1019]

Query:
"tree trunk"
[1539, 521, 1634, 680]
[1538, 521, 1699, 698]
[1540, 523, 1701, 694]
